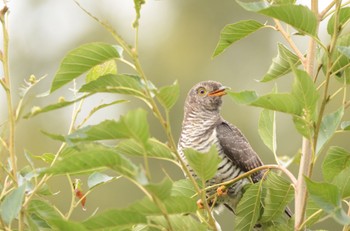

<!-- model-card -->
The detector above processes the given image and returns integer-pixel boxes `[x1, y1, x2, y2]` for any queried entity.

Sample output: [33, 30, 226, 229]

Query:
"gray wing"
[216, 120, 264, 183]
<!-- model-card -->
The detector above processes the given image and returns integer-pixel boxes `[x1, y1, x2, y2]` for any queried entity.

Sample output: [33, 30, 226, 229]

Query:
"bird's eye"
[197, 87, 207, 96]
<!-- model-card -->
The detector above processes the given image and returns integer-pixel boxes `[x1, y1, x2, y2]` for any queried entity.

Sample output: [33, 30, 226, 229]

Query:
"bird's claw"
[217, 185, 227, 196]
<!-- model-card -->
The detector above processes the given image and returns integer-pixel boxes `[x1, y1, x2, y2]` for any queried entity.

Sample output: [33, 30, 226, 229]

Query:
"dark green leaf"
[323, 146, 350, 182]
[184, 146, 221, 181]
[261, 172, 294, 222]
[79, 74, 147, 98]
[87, 172, 114, 189]
[260, 43, 300, 82]
[238, 1, 317, 36]
[51, 43, 122, 92]
[156, 81, 180, 110]
[305, 178, 350, 225]
[327, 7, 350, 35]
[86, 59, 117, 83]
[45, 145, 138, 178]
[258, 109, 276, 154]
[212, 20, 265, 57]
[316, 107, 344, 154]
[234, 182, 262, 231]
[0, 184, 26, 225]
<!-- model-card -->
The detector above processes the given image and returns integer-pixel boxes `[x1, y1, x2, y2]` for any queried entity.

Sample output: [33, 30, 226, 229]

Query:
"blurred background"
[0, 0, 347, 230]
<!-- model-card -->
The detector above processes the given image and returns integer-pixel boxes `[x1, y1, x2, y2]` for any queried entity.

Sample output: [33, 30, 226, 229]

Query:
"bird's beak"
[208, 86, 230, 97]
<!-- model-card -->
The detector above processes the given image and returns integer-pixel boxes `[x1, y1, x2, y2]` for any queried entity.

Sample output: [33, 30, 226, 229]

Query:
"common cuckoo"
[178, 81, 289, 228]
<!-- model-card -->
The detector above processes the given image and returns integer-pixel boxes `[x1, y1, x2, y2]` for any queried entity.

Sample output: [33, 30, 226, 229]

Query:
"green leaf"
[234, 182, 262, 231]
[133, 0, 145, 28]
[82, 209, 146, 230]
[258, 109, 276, 154]
[322, 146, 350, 182]
[171, 179, 199, 198]
[87, 172, 114, 189]
[149, 215, 207, 231]
[261, 172, 294, 222]
[27, 199, 63, 221]
[227, 90, 258, 104]
[156, 81, 180, 110]
[212, 20, 265, 57]
[0, 184, 26, 225]
[305, 199, 324, 227]
[341, 121, 350, 130]
[79, 74, 147, 99]
[251, 93, 300, 115]
[51, 42, 122, 92]
[46, 145, 138, 178]
[332, 167, 350, 198]
[144, 178, 173, 200]
[305, 178, 350, 225]
[116, 138, 174, 160]
[50, 219, 87, 231]
[129, 196, 197, 215]
[238, 1, 317, 36]
[327, 7, 350, 35]
[23, 94, 90, 119]
[291, 69, 319, 137]
[260, 43, 301, 82]
[184, 146, 221, 181]
[61, 109, 150, 145]
[86, 59, 117, 83]
[316, 107, 344, 154]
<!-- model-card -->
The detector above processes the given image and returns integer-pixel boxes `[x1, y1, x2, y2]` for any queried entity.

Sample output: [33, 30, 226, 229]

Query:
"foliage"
[1, 0, 350, 231]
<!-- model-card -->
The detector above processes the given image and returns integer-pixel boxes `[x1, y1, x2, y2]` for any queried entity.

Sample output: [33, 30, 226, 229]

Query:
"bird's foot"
[216, 185, 227, 196]
[196, 199, 204, 209]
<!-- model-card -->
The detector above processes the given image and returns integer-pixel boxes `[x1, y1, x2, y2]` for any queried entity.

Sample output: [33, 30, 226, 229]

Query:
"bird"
[177, 80, 280, 229]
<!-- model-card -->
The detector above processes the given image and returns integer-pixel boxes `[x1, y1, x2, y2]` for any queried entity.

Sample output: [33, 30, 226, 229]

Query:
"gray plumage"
[178, 80, 265, 213]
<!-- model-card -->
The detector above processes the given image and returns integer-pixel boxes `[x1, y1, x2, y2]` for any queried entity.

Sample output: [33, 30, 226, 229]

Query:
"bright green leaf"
[305, 178, 350, 225]
[27, 199, 63, 221]
[79, 74, 147, 98]
[149, 214, 207, 231]
[260, 43, 301, 82]
[83, 209, 146, 230]
[0, 184, 26, 225]
[332, 167, 350, 198]
[327, 7, 350, 35]
[316, 107, 344, 154]
[251, 93, 300, 115]
[261, 172, 294, 222]
[45, 145, 138, 178]
[227, 90, 258, 104]
[23, 94, 91, 119]
[238, 1, 317, 36]
[234, 182, 262, 231]
[184, 146, 221, 181]
[258, 109, 276, 154]
[171, 179, 199, 198]
[86, 59, 117, 83]
[32, 153, 55, 164]
[51, 42, 122, 92]
[50, 219, 87, 231]
[87, 172, 114, 189]
[116, 138, 174, 160]
[305, 199, 324, 227]
[212, 20, 265, 57]
[322, 146, 350, 182]
[120, 108, 149, 145]
[156, 81, 180, 110]
[144, 178, 173, 200]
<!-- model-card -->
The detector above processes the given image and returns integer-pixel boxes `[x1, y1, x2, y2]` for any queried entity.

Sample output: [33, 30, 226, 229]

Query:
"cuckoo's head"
[185, 81, 228, 113]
